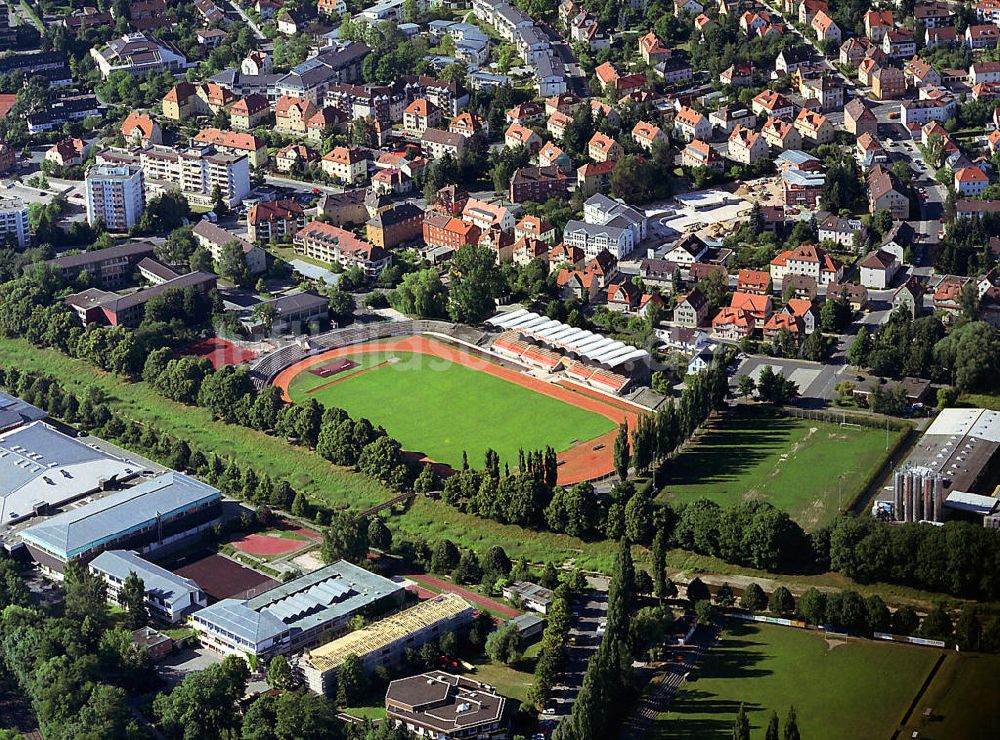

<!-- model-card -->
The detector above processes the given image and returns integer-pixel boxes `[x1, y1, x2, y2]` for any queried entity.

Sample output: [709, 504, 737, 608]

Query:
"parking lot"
[543, 578, 608, 722]
[155, 646, 221, 690]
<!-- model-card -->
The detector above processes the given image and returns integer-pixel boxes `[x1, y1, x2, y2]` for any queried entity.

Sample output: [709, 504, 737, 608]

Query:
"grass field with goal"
[657, 407, 905, 530]
[655, 621, 940, 739]
[285, 343, 617, 470]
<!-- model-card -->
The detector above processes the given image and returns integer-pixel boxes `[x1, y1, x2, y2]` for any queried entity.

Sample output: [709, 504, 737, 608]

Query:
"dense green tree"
[733, 703, 750, 740]
[336, 654, 367, 708]
[321, 511, 369, 564]
[765, 711, 780, 740]
[431, 539, 460, 574]
[120, 571, 148, 630]
[768, 586, 795, 615]
[266, 655, 296, 690]
[741, 583, 767, 613]
[154, 655, 250, 739]
[783, 706, 800, 740]
[613, 421, 630, 482]
[447, 245, 506, 324]
[485, 622, 522, 665]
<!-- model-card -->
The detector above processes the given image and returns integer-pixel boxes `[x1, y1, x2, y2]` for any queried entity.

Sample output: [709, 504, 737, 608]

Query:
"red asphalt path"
[405, 573, 520, 618]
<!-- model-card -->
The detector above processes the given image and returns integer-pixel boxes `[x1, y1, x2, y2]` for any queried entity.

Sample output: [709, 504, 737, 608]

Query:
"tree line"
[438, 365, 729, 539]
[695, 578, 999, 651]
[848, 307, 1000, 394]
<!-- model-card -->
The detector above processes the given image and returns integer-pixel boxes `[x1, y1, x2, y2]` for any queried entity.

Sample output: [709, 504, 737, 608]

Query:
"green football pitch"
[655, 621, 940, 739]
[285, 349, 617, 469]
[656, 407, 904, 530]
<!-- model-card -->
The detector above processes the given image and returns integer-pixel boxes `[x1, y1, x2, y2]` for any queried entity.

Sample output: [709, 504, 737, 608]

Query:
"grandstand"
[300, 593, 474, 696]
[486, 309, 650, 382]
[491, 327, 634, 395]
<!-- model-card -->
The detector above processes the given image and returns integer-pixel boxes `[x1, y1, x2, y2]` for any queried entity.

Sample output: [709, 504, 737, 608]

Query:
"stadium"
[250, 319, 646, 484]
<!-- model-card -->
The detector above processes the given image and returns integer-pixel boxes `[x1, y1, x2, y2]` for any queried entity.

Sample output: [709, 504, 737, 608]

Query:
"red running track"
[271, 335, 640, 485]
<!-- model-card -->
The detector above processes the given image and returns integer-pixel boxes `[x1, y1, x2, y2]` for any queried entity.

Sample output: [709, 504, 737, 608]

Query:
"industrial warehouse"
[877, 408, 1000, 526]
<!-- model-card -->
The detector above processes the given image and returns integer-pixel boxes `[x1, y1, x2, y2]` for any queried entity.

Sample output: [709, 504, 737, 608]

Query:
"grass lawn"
[286, 348, 616, 470]
[901, 651, 1000, 740]
[656, 621, 940, 739]
[341, 699, 386, 721]
[656, 407, 903, 530]
[959, 392, 1000, 411]
[468, 652, 538, 704]
[0, 337, 389, 510]
[2, 336, 983, 599]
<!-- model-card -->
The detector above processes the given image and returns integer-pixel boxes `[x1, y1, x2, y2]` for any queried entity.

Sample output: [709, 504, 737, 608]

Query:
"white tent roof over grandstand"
[488, 309, 650, 369]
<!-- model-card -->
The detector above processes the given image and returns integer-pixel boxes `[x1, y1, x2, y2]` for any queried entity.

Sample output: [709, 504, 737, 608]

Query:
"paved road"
[226, 0, 266, 39]
[543, 581, 609, 722]
[264, 174, 344, 195]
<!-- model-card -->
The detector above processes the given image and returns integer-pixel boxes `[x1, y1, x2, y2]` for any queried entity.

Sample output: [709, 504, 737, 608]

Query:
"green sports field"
[285, 349, 616, 469]
[655, 621, 940, 739]
[901, 650, 1000, 740]
[656, 407, 904, 530]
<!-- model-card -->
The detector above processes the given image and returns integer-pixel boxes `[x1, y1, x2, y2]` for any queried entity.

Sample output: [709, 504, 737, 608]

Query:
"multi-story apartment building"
[192, 219, 267, 274]
[0, 195, 30, 249]
[423, 211, 481, 251]
[321, 146, 369, 185]
[229, 94, 271, 130]
[247, 199, 307, 243]
[293, 221, 390, 277]
[274, 42, 370, 103]
[192, 128, 268, 168]
[139, 144, 251, 210]
[85, 164, 145, 231]
[508, 165, 571, 203]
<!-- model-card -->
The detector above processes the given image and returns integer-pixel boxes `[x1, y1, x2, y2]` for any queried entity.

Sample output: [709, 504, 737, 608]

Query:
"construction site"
[299, 593, 475, 696]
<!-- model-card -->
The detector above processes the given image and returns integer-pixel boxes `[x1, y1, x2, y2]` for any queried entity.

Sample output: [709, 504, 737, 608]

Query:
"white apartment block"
[0, 196, 30, 249]
[140, 144, 250, 210]
[85, 164, 145, 231]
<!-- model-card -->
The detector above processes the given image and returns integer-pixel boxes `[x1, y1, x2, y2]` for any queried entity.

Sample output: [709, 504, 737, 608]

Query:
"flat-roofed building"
[0, 195, 30, 248]
[0, 391, 47, 433]
[89, 549, 207, 623]
[385, 671, 510, 739]
[139, 143, 250, 210]
[302, 593, 474, 695]
[501, 580, 552, 614]
[877, 408, 1000, 525]
[85, 164, 145, 231]
[0, 421, 140, 526]
[20, 472, 222, 572]
[190, 560, 405, 658]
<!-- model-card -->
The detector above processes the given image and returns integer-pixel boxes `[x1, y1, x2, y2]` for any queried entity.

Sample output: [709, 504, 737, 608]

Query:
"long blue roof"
[21, 472, 220, 559]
